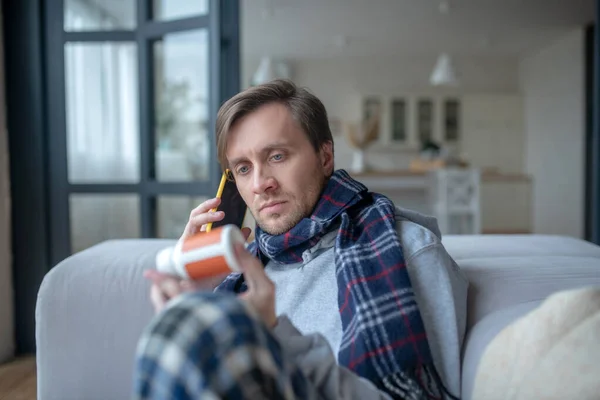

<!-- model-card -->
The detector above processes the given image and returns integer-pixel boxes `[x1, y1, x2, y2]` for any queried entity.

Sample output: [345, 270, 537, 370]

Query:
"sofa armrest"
[461, 254, 600, 329]
[36, 239, 175, 400]
[443, 234, 600, 330]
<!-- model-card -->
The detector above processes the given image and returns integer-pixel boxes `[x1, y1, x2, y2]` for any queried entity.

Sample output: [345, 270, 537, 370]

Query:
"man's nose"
[252, 167, 277, 194]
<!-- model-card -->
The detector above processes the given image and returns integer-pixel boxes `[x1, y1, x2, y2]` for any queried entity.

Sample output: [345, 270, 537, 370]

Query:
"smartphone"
[206, 170, 248, 231]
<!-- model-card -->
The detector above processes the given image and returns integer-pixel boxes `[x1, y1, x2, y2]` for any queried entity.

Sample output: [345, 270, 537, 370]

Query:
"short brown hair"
[215, 79, 333, 170]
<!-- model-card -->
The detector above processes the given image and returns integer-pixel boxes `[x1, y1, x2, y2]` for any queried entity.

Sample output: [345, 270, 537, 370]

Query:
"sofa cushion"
[443, 234, 600, 261]
[461, 300, 541, 400]
[470, 288, 600, 400]
[36, 239, 174, 400]
[457, 256, 600, 329]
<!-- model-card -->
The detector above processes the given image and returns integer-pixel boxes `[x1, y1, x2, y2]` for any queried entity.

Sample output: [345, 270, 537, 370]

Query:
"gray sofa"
[36, 234, 600, 400]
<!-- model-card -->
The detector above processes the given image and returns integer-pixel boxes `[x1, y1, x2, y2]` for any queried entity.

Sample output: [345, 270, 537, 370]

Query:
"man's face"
[226, 102, 334, 235]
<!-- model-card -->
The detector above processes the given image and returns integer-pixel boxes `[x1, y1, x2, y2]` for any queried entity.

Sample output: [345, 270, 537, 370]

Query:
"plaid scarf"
[216, 169, 449, 399]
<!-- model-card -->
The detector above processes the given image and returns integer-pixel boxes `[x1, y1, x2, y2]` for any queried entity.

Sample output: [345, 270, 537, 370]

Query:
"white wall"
[461, 94, 525, 174]
[243, 54, 533, 233]
[243, 55, 521, 94]
[0, 3, 15, 363]
[243, 54, 523, 172]
[519, 29, 585, 238]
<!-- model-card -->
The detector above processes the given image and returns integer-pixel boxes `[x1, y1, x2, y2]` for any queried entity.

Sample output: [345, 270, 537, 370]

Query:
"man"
[136, 79, 468, 400]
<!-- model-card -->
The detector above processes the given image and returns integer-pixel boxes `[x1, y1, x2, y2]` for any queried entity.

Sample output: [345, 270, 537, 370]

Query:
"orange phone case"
[205, 171, 229, 232]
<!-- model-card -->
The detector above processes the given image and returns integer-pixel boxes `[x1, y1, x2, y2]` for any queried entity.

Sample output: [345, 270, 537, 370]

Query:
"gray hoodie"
[265, 206, 469, 399]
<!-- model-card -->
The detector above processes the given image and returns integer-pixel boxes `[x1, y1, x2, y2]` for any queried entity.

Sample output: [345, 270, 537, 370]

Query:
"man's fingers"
[190, 197, 221, 218]
[145, 271, 183, 298]
[191, 211, 224, 227]
[180, 273, 229, 291]
[144, 269, 176, 283]
[234, 244, 277, 328]
[150, 284, 167, 313]
[241, 227, 252, 241]
[185, 211, 225, 236]
[161, 279, 183, 298]
[235, 244, 270, 291]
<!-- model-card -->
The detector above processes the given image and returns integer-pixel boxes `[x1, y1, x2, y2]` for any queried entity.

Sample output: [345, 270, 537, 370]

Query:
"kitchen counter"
[349, 170, 533, 234]
[350, 169, 532, 182]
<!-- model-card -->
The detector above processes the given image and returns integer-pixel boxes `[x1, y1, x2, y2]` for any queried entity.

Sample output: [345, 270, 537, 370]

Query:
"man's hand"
[182, 197, 224, 239]
[235, 244, 277, 329]
[144, 269, 228, 314]
[145, 198, 251, 314]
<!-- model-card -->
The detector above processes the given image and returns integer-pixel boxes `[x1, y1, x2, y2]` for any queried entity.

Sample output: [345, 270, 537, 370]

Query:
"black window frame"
[5, 0, 240, 355]
[585, 20, 600, 245]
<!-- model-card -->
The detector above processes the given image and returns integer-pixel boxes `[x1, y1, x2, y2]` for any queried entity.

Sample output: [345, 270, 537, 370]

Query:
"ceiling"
[241, 0, 595, 59]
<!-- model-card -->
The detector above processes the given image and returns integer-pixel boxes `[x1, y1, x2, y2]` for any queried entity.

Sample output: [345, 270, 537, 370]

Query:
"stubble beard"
[254, 174, 327, 236]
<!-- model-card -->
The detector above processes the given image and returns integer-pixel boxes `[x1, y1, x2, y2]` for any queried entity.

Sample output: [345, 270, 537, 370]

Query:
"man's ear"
[320, 141, 334, 175]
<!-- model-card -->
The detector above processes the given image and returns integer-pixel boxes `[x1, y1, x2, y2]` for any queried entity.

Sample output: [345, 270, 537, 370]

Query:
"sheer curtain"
[65, 2, 140, 252]
[65, 45, 138, 183]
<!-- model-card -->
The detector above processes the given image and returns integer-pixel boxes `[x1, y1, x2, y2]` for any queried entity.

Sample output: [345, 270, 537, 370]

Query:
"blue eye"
[237, 166, 249, 175]
[271, 154, 283, 161]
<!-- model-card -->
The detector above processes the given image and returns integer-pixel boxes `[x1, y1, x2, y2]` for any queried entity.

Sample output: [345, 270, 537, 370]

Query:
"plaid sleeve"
[133, 291, 313, 400]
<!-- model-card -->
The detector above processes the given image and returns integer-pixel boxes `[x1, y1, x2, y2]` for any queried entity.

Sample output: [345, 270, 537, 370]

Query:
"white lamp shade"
[430, 53, 459, 86]
[252, 57, 291, 85]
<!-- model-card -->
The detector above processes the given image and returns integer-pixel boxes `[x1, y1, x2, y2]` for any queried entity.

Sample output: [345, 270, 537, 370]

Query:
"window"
[45, 0, 240, 264]
[444, 99, 460, 142]
[417, 99, 434, 144]
[390, 99, 407, 142]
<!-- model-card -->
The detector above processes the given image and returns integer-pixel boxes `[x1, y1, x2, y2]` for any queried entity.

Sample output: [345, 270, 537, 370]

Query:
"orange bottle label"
[182, 227, 223, 252]
[184, 255, 230, 280]
[179, 226, 232, 280]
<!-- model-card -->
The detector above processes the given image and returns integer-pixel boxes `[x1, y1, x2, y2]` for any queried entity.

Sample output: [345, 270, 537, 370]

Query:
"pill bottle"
[155, 224, 245, 280]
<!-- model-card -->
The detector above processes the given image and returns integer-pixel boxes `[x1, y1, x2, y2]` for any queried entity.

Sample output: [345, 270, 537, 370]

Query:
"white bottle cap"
[222, 225, 246, 273]
[156, 246, 175, 274]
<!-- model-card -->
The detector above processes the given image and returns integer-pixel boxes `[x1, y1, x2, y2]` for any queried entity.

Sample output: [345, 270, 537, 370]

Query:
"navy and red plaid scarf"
[216, 169, 448, 399]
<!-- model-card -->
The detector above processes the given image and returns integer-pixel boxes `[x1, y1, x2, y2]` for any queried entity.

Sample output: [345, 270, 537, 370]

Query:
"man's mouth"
[259, 201, 286, 213]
